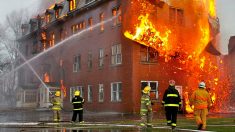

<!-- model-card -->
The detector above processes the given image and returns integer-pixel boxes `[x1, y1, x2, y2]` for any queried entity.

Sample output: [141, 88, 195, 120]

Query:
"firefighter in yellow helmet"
[140, 86, 153, 127]
[71, 90, 85, 123]
[190, 82, 212, 130]
[51, 90, 62, 122]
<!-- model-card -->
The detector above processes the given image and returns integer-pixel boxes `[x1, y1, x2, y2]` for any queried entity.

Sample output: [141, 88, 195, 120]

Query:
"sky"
[0, 0, 234, 54]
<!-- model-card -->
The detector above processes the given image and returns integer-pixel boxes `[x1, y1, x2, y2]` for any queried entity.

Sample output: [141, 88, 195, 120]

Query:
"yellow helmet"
[143, 86, 151, 94]
[55, 91, 60, 97]
[74, 90, 80, 96]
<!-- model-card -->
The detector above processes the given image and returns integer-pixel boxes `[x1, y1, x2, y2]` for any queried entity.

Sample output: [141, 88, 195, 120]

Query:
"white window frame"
[111, 82, 122, 102]
[88, 52, 92, 69]
[70, 86, 83, 101]
[73, 55, 81, 72]
[99, 48, 104, 67]
[141, 81, 159, 100]
[111, 44, 122, 65]
[98, 84, 104, 102]
[88, 85, 93, 102]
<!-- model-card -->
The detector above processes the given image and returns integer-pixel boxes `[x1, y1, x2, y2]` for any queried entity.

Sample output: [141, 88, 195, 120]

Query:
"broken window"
[140, 45, 158, 63]
[112, 6, 122, 26]
[49, 32, 55, 47]
[55, 9, 60, 19]
[45, 14, 51, 23]
[41, 32, 47, 51]
[69, 0, 76, 11]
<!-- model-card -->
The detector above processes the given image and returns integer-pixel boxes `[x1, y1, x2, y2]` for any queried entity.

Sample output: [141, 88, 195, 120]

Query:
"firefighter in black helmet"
[162, 80, 182, 129]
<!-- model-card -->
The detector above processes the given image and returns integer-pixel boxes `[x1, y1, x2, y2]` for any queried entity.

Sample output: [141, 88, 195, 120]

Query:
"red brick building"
[18, 0, 219, 113]
[228, 36, 235, 103]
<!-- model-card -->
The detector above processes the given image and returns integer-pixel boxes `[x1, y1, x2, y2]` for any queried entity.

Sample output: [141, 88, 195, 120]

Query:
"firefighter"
[140, 86, 153, 127]
[190, 82, 212, 130]
[51, 91, 62, 122]
[162, 80, 182, 129]
[71, 90, 85, 123]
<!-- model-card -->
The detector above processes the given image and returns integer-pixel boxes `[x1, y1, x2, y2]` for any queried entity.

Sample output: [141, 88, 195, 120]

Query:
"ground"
[0, 108, 235, 132]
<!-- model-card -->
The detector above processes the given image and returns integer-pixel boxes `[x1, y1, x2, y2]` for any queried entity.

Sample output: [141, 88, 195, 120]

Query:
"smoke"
[37, 0, 59, 13]
[216, 0, 235, 54]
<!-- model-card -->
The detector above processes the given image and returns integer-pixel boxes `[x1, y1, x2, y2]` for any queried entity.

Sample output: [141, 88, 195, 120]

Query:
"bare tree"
[0, 9, 29, 106]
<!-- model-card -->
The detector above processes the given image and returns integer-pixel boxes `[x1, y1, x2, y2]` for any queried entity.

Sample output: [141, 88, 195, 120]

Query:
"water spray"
[0, 14, 118, 81]
[2, 40, 52, 94]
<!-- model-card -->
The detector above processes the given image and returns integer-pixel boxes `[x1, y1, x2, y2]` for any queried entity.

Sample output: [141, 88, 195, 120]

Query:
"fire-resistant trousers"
[141, 111, 153, 125]
[165, 107, 178, 127]
[53, 110, 61, 121]
[194, 109, 208, 129]
[72, 110, 83, 122]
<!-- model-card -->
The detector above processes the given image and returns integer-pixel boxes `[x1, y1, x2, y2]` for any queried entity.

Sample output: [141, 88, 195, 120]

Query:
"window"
[169, 7, 184, 26]
[140, 45, 158, 63]
[99, 84, 104, 102]
[88, 52, 92, 70]
[70, 86, 84, 101]
[112, 6, 122, 26]
[60, 28, 67, 41]
[169, 7, 176, 24]
[69, 0, 76, 11]
[49, 32, 55, 47]
[111, 82, 122, 102]
[117, 7, 122, 24]
[176, 9, 184, 26]
[99, 49, 104, 67]
[25, 91, 37, 103]
[45, 14, 51, 23]
[88, 85, 93, 102]
[141, 81, 159, 100]
[112, 8, 117, 26]
[111, 44, 122, 65]
[73, 55, 81, 72]
[88, 17, 93, 31]
[55, 9, 60, 19]
[100, 13, 104, 31]
[71, 24, 78, 34]
[41, 32, 47, 51]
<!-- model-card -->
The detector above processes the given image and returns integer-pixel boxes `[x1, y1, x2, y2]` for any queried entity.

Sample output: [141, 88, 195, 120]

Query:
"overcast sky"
[0, 0, 234, 54]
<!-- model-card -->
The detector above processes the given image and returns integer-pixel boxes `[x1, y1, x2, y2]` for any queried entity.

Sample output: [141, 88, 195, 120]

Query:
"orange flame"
[44, 72, 50, 83]
[124, 14, 171, 58]
[124, 0, 231, 113]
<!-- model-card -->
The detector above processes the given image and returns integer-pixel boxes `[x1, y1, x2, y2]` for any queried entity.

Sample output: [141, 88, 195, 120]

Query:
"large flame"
[124, 0, 231, 113]
[124, 14, 171, 57]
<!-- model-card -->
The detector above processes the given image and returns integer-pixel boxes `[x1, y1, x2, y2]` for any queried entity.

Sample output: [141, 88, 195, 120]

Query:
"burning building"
[17, 0, 230, 113]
